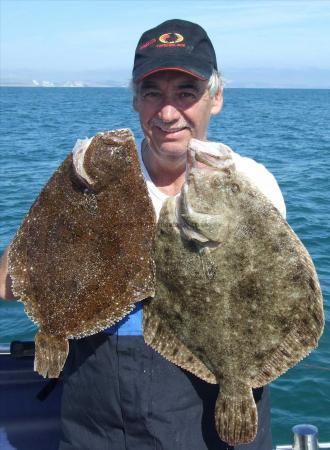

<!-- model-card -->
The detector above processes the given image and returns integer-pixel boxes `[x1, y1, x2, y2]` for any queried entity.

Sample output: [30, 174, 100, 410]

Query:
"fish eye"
[211, 176, 222, 188]
[231, 183, 240, 193]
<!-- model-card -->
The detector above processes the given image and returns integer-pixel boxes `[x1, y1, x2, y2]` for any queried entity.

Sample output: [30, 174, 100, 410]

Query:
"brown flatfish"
[143, 138, 324, 445]
[9, 129, 156, 378]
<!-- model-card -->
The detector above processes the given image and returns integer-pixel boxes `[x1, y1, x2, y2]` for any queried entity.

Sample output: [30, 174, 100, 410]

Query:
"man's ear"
[210, 88, 223, 115]
[133, 96, 138, 112]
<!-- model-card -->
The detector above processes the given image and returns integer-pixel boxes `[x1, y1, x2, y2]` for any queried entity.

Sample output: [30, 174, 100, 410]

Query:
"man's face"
[133, 71, 222, 162]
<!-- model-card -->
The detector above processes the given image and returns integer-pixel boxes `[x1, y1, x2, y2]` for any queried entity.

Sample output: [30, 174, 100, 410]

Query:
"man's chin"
[157, 141, 189, 159]
[155, 134, 191, 152]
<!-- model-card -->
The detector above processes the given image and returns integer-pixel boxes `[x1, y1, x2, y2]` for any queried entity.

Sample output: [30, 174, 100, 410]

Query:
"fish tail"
[34, 331, 69, 378]
[215, 386, 257, 445]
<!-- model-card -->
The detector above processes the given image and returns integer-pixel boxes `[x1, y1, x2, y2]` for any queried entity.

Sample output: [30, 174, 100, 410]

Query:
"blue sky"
[1, 0, 330, 87]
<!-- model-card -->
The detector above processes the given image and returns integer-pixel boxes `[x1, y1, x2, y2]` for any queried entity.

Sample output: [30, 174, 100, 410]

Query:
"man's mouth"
[150, 119, 191, 135]
[157, 126, 188, 134]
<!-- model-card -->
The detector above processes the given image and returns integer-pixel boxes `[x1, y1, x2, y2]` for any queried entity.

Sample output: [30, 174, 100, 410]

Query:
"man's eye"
[179, 92, 196, 99]
[143, 91, 161, 99]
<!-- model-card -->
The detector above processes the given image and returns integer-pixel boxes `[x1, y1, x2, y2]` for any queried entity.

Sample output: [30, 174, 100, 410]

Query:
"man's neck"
[141, 140, 186, 196]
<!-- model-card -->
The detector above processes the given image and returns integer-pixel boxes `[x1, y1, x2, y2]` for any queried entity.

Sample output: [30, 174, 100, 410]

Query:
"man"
[0, 19, 285, 449]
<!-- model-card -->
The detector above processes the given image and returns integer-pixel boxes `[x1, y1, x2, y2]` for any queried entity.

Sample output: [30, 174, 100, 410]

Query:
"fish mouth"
[177, 185, 222, 245]
[187, 139, 234, 172]
[99, 128, 134, 144]
[72, 137, 94, 185]
[72, 129, 134, 186]
[179, 138, 234, 245]
[195, 151, 225, 169]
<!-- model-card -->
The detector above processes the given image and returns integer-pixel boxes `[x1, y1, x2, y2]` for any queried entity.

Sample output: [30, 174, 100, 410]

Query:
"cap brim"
[137, 67, 206, 82]
[133, 56, 213, 82]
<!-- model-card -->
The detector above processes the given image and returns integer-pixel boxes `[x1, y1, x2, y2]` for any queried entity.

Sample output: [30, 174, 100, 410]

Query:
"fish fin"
[251, 323, 321, 388]
[143, 302, 216, 384]
[215, 386, 257, 445]
[34, 331, 69, 378]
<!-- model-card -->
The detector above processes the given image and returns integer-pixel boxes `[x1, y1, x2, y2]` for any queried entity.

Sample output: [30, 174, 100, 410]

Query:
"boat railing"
[276, 445, 330, 450]
[0, 343, 10, 354]
[276, 424, 330, 450]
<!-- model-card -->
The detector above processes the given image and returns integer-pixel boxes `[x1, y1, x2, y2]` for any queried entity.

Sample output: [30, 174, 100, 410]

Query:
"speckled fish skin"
[143, 139, 324, 445]
[9, 129, 156, 378]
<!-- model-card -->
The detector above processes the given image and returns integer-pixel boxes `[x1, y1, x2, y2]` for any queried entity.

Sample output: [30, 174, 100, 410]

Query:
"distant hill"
[1, 67, 330, 89]
[0, 78, 129, 88]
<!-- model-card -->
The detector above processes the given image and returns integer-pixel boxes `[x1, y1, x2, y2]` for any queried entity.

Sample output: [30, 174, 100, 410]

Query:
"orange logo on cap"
[159, 33, 184, 44]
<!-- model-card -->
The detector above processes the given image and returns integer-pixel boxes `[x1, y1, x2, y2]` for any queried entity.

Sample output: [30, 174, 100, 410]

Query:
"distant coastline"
[1, 83, 329, 89]
[2, 67, 330, 89]
[1, 79, 330, 89]
[0, 80, 129, 88]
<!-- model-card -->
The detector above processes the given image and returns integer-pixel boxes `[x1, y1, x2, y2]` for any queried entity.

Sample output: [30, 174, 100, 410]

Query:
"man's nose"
[157, 102, 181, 123]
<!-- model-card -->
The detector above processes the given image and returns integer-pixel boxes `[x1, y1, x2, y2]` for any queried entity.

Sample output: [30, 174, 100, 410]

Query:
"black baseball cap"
[132, 19, 218, 82]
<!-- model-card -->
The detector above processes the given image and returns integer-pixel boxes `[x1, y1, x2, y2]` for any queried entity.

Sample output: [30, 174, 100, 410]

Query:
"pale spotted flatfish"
[143, 138, 324, 445]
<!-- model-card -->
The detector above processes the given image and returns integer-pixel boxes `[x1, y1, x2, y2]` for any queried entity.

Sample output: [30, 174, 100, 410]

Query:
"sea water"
[0, 87, 329, 445]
